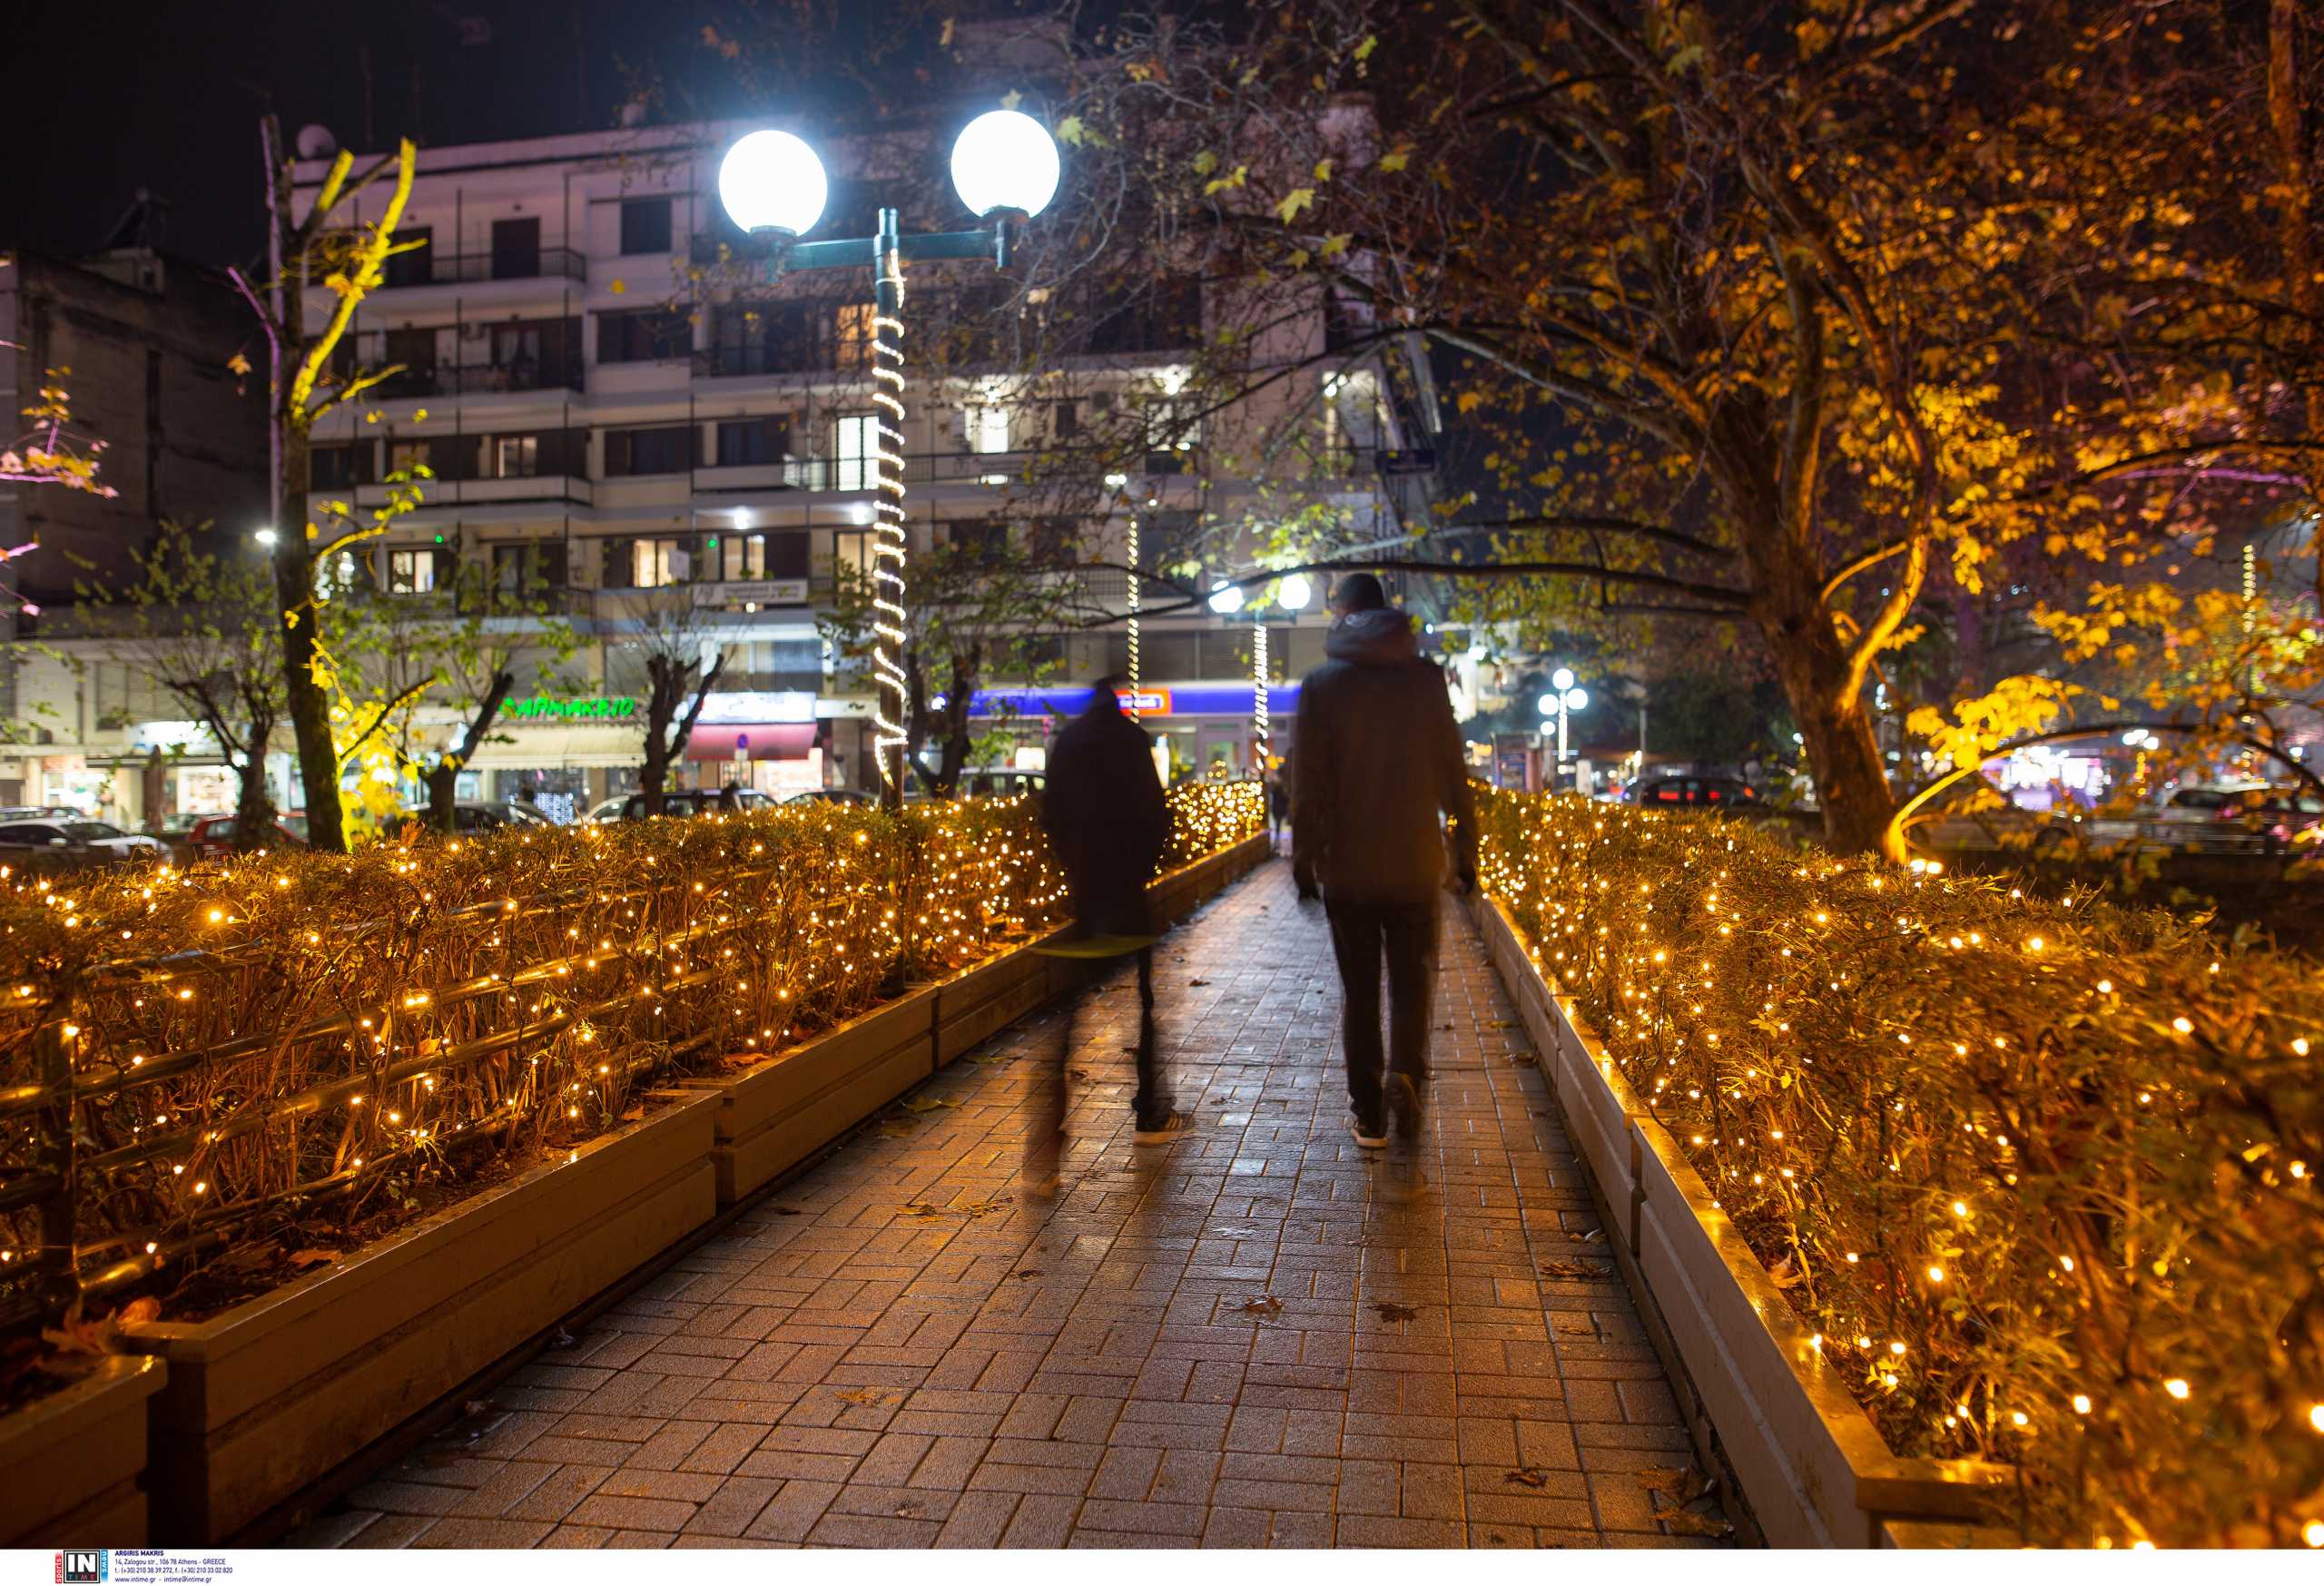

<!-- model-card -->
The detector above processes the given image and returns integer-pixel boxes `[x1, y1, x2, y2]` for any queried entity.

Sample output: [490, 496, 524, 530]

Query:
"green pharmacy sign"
[507, 695, 642, 722]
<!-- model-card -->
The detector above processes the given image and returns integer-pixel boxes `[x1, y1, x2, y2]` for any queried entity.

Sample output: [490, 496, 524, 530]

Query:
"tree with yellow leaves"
[1049, 1, 2322, 855]
[227, 117, 419, 853]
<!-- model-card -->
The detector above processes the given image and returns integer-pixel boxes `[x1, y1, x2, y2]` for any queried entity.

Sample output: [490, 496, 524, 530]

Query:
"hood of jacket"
[1324, 608, 1418, 665]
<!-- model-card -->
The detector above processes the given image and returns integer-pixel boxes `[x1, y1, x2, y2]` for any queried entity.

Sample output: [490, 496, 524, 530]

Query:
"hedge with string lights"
[0, 782, 1261, 1337]
[1477, 788, 2324, 1547]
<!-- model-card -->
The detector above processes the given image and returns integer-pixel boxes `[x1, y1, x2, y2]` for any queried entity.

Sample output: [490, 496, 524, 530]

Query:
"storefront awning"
[684, 724, 818, 762]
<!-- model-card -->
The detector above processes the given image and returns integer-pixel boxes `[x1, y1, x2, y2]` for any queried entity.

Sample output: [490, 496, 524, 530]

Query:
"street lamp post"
[716, 110, 1062, 808]
[1537, 665, 1590, 786]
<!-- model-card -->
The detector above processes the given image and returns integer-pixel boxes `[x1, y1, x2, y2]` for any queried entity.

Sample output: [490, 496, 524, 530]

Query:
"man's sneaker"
[1387, 1073, 1426, 1143]
[1349, 1115, 1388, 1150]
[1022, 1173, 1062, 1200]
[1133, 1112, 1194, 1145]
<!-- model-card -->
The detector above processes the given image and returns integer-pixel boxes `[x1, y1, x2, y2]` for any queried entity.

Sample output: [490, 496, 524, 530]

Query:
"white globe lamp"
[1207, 581, 1246, 616]
[950, 110, 1061, 219]
[1565, 687, 1589, 711]
[1275, 573, 1313, 611]
[719, 130, 830, 236]
[1536, 693, 1558, 718]
[1551, 665, 1576, 692]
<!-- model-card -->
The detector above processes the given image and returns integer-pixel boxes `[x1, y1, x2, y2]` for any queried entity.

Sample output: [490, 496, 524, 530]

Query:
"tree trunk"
[931, 645, 981, 797]
[231, 739, 279, 852]
[265, 142, 347, 852]
[429, 669, 517, 831]
[423, 763, 458, 832]
[641, 656, 678, 816]
[271, 472, 346, 850]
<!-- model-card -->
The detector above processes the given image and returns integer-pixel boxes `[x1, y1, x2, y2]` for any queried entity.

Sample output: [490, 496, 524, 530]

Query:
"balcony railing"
[380, 249, 587, 288]
[349, 359, 584, 399]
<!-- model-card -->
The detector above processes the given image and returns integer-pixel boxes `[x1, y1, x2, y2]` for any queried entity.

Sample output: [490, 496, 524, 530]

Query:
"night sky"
[3, 0, 724, 269]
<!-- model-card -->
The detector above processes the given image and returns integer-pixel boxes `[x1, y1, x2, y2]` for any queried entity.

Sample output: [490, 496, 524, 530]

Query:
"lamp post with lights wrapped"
[716, 110, 1062, 808]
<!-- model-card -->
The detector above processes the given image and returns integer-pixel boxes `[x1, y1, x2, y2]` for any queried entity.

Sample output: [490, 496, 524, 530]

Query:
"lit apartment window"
[833, 413, 881, 491]
[714, 533, 767, 582]
[388, 548, 440, 593]
[631, 537, 692, 587]
[960, 406, 1011, 454]
[490, 436, 538, 478]
[834, 303, 877, 369]
[832, 529, 875, 589]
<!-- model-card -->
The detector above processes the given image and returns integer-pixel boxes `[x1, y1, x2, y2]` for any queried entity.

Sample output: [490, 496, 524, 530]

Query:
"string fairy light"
[1125, 514, 1141, 720]
[867, 225, 911, 802]
[1470, 785, 2324, 1547]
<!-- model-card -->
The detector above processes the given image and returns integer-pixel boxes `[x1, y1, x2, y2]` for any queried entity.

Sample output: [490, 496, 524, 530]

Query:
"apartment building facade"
[1, 87, 1435, 828]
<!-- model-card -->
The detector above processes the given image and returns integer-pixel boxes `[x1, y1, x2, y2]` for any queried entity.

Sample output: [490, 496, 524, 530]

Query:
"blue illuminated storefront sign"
[969, 685, 1300, 720]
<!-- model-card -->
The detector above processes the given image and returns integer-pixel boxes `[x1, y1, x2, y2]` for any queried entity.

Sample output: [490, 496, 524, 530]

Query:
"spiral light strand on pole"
[1252, 621, 1270, 764]
[1125, 515, 1141, 720]
[869, 212, 910, 803]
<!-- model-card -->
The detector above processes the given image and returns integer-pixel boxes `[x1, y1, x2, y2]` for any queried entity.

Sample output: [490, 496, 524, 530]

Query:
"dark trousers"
[1031, 945, 1161, 1173]
[1325, 897, 1440, 1128]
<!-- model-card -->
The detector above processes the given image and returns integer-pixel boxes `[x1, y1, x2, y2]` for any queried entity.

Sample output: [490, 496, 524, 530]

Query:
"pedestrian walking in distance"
[1029, 677, 1190, 1196]
[1267, 771, 1290, 852]
[1292, 573, 1477, 1149]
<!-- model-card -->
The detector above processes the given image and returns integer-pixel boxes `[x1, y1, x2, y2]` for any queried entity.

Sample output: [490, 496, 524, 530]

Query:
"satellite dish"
[295, 124, 339, 159]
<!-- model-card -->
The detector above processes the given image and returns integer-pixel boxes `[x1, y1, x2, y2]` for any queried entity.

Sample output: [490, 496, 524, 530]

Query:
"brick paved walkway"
[295, 860, 1727, 1550]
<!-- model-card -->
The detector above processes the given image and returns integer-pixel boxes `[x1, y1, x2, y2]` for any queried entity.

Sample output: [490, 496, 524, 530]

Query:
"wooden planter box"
[123, 1090, 720, 1542]
[704, 986, 940, 1206]
[1, 1355, 167, 1545]
[702, 832, 1270, 1204]
[1472, 894, 2013, 1548]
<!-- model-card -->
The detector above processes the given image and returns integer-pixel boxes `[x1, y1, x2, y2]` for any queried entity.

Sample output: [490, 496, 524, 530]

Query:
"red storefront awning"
[683, 724, 819, 762]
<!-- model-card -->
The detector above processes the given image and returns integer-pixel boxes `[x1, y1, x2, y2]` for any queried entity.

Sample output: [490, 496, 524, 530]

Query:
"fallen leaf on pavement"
[1539, 1259, 1613, 1281]
[1373, 1302, 1419, 1322]
[877, 1120, 917, 1138]
[1505, 1467, 1551, 1488]
[956, 1198, 1009, 1218]
[1659, 1509, 1731, 1537]
[900, 1203, 949, 1220]
[902, 1096, 960, 1113]
[1556, 1320, 1598, 1337]
[1011, 1269, 1041, 1279]
[1235, 1295, 1285, 1319]
[833, 1387, 904, 1407]
[1188, 979, 1211, 987]
[1638, 1468, 1693, 1493]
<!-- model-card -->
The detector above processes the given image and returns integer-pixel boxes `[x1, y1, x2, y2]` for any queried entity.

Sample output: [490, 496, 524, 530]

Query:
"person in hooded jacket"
[1028, 677, 1189, 1196]
[1293, 573, 1478, 1148]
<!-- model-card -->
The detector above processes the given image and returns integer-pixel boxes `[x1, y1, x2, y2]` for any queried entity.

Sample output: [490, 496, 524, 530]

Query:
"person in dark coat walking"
[1293, 573, 1477, 1149]
[1266, 772, 1290, 851]
[1029, 678, 1188, 1195]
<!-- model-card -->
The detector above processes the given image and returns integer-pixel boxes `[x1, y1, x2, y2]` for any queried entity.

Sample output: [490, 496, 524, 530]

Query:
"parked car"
[389, 801, 556, 834]
[586, 796, 628, 823]
[184, 813, 310, 859]
[615, 788, 780, 820]
[0, 818, 117, 872]
[0, 804, 91, 823]
[954, 769, 1046, 800]
[784, 788, 877, 807]
[58, 819, 164, 860]
[1629, 773, 1762, 811]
